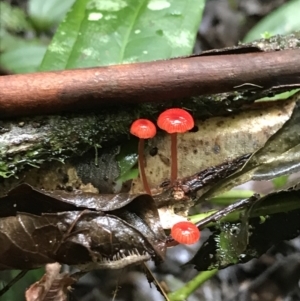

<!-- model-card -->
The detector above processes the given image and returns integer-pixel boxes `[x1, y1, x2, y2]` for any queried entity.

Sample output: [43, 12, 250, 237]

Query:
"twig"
[0, 50, 299, 117]
[194, 194, 260, 229]
[0, 270, 28, 296]
[142, 262, 170, 301]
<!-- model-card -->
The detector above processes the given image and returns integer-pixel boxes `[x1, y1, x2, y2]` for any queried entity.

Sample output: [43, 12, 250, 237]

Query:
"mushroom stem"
[170, 133, 178, 184]
[157, 108, 194, 185]
[138, 139, 151, 195]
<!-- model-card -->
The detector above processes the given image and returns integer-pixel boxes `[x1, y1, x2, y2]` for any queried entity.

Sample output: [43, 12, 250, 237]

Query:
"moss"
[1, 32, 299, 179]
[0, 108, 136, 178]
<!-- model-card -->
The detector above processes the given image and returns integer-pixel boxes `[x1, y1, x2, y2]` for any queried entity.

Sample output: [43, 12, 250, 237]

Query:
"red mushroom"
[157, 108, 194, 184]
[171, 221, 200, 244]
[130, 119, 156, 195]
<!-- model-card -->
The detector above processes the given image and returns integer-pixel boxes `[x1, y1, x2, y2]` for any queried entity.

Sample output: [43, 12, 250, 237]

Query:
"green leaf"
[0, 268, 44, 301]
[28, 0, 75, 31]
[257, 89, 300, 102]
[115, 141, 139, 185]
[243, 0, 300, 42]
[116, 141, 138, 179]
[0, 2, 33, 32]
[40, 0, 205, 71]
[272, 175, 289, 189]
[209, 190, 255, 205]
[0, 2, 47, 73]
[189, 189, 300, 270]
[0, 44, 47, 73]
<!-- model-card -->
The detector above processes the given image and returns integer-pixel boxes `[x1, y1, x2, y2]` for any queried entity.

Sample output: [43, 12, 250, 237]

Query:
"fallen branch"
[0, 49, 299, 118]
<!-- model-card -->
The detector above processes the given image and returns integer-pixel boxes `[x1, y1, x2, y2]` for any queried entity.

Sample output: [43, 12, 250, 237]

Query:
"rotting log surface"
[1, 33, 300, 179]
[0, 94, 299, 180]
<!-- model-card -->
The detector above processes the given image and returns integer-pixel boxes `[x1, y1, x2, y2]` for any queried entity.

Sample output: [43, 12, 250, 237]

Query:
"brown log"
[0, 49, 300, 117]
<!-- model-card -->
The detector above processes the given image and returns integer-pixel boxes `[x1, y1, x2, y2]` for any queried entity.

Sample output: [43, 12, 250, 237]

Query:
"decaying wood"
[0, 97, 296, 191]
[131, 97, 297, 193]
[0, 33, 300, 180]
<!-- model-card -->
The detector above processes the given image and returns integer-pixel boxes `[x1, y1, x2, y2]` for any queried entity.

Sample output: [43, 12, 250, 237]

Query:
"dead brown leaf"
[25, 263, 75, 301]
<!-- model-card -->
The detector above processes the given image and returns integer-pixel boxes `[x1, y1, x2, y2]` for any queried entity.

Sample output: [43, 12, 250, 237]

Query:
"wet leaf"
[214, 206, 252, 267]
[131, 97, 296, 193]
[116, 141, 138, 181]
[198, 94, 300, 202]
[40, 0, 205, 71]
[0, 184, 166, 270]
[189, 189, 300, 271]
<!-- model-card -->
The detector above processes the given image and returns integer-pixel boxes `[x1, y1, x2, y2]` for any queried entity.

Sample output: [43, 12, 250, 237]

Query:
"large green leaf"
[243, 0, 300, 42]
[40, 0, 205, 70]
[28, 0, 75, 31]
[0, 43, 47, 73]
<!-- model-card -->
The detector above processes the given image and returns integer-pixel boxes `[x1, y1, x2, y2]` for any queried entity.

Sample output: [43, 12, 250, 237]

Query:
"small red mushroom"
[130, 119, 156, 195]
[157, 108, 194, 184]
[171, 221, 200, 245]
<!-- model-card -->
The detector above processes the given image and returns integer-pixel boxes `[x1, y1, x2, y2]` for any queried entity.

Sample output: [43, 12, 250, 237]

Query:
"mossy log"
[0, 33, 300, 179]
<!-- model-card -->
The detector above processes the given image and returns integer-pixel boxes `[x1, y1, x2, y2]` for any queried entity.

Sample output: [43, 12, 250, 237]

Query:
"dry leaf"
[25, 263, 75, 301]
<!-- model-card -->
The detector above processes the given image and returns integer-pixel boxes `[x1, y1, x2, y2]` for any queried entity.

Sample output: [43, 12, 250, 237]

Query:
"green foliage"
[0, 0, 74, 73]
[0, 269, 44, 301]
[168, 269, 218, 301]
[0, 1, 47, 73]
[0, 1, 205, 296]
[0, 2, 33, 32]
[116, 141, 139, 183]
[37, 0, 205, 184]
[0, 44, 47, 74]
[244, 0, 300, 42]
[40, 0, 205, 70]
[1, 1, 299, 300]
[272, 175, 289, 189]
[28, 0, 75, 32]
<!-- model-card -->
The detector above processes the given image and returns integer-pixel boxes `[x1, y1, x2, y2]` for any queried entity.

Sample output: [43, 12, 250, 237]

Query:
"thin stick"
[195, 194, 260, 229]
[0, 270, 28, 296]
[0, 50, 299, 117]
[142, 262, 170, 301]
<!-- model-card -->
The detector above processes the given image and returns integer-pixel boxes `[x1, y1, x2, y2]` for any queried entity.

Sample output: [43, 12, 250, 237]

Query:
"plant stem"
[189, 190, 300, 228]
[168, 269, 218, 301]
[170, 133, 177, 184]
[138, 139, 151, 194]
[209, 189, 256, 205]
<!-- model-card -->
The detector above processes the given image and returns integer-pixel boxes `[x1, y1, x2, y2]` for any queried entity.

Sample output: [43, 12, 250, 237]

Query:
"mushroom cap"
[171, 221, 200, 244]
[157, 108, 194, 134]
[130, 119, 157, 139]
